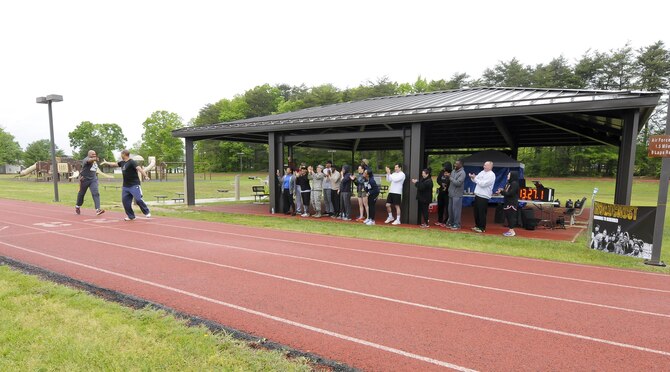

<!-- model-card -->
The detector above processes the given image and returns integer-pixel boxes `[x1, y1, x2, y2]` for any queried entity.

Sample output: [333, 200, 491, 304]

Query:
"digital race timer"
[519, 187, 554, 202]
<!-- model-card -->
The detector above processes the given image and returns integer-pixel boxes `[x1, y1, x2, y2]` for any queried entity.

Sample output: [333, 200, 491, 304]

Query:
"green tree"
[68, 121, 126, 160]
[139, 111, 184, 163]
[532, 56, 580, 88]
[636, 41, 670, 91]
[0, 127, 22, 164]
[604, 43, 636, 90]
[303, 84, 342, 107]
[23, 139, 64, 166]
[634, 41, 670, 176]
[243, 84, 282, 118]
[482, 58, 534, 87]
[343, 77, 398, 101]
[575, 49, 609, 89]
[218, 97, 248, 122]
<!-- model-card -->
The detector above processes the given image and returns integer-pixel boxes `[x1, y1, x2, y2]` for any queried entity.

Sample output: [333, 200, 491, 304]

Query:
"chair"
[564, 197, 587, 226]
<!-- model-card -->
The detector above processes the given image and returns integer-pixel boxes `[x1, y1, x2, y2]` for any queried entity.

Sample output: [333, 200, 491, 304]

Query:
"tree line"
[191, 41, 669, 177]
[0, 41, 667, 177]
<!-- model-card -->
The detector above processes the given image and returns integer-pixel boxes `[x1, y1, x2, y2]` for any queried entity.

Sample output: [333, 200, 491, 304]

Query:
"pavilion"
[172, 87, 661, 224]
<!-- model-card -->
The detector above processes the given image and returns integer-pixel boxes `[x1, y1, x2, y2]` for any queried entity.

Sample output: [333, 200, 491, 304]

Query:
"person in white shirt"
[469, 161, 496, 233]
[384, 163, 406, 225]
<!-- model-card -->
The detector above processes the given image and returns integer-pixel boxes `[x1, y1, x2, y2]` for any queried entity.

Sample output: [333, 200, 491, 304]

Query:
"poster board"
[589, 201, 656, 260]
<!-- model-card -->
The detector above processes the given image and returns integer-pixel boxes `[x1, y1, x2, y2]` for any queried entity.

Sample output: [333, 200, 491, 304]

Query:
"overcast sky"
[1, 0, 668, 156]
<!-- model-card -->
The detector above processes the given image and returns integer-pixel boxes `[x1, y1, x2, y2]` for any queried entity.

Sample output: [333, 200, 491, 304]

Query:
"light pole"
[236, 152, 245, 173]
[36, 94, 63, 202]
[327, 149, 336, 163]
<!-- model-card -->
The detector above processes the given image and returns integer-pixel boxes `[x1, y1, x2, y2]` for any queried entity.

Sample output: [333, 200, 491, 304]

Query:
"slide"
[143, 156, 156, 172]
[18, 163, 37, 177]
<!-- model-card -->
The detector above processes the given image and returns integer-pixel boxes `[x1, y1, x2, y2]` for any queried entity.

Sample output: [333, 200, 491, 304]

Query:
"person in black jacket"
[339, 164, 353, 220]
[412, 168, 434, 228]
[295, 167, 311, 217]
[499, 170, 520, 237]
[363, 169, 380, 225]
[435, 162, 451, 226]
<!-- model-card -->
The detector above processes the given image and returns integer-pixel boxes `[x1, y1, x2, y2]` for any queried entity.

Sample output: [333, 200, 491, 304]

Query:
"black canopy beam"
[285, 130, 403, 143]
[523, 115, 618, 147]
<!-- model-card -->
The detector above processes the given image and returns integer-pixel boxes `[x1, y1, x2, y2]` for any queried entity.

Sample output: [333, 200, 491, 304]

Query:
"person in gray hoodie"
[447, 159, 465, 230]
[308, 165, 325, 218]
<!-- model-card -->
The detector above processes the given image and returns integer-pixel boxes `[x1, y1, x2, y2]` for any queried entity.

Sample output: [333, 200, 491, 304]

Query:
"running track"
[0, 199, 669, 371]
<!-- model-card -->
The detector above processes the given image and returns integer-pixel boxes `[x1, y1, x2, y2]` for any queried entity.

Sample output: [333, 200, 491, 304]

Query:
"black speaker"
[521, 209, 538, 230]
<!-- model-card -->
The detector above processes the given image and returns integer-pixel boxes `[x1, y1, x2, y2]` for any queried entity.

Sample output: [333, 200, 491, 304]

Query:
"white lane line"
[0, 226, 8, 232]
[0, 240, 477, 372]
[2, 221, 670, 358]
[0, 216, 668, 319]
[9, 202, 670, 284]
[100, 220, 670, 294]
[8, 200, 669, 279]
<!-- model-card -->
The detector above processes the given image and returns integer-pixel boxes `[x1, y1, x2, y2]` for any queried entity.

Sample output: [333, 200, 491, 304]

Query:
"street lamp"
[36, 94, 63, 202]
[327, 149, 336, 163]
[236, 152, 245, 173]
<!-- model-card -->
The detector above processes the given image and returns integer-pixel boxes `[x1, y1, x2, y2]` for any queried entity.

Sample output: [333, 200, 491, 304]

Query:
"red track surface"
[1, 199, 669, 371]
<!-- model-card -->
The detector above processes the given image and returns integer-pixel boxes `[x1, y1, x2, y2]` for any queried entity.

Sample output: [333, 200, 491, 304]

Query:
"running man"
[101, 150, 151, 221]
[75, 150, 105, 216]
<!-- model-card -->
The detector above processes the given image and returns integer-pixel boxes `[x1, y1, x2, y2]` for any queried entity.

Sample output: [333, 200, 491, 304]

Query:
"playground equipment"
[19, 163, 38, 176]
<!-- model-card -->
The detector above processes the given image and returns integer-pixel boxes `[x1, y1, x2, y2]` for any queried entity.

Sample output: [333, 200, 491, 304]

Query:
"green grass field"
[0, 265, 310, 371]
[0, 172, 668, 370]
[2, 173, 669, 273]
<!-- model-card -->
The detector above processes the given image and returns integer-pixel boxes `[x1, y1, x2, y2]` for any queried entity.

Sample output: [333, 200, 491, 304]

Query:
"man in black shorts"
[384, 163, 406, 225]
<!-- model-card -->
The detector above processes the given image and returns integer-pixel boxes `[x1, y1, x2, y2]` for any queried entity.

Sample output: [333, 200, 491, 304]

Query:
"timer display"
[519, 187, 554, 202]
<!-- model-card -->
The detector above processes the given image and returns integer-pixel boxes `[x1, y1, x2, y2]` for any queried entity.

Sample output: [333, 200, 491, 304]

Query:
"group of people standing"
[278, 158, 520, 236]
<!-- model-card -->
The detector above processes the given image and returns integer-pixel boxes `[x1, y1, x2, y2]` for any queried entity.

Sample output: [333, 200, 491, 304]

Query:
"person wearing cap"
[308, 164, 325, 218]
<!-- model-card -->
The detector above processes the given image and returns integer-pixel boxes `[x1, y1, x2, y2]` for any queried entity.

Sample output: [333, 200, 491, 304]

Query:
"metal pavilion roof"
[174, 87, 661, 140]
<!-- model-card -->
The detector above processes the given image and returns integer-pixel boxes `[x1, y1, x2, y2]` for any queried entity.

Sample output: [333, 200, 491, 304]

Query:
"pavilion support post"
[402, 123, 424, 225]
[510, 147, 519, 160]
[184, 138, 196, 206]
[268, 133, 283, 214]
[614, 109, 640, 205]
[646, 108, 670, 267]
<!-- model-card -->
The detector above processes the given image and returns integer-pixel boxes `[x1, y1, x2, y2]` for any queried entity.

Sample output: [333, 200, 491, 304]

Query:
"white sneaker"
[301, 213, 309, 217]
[145, 213, 151, 218]
[392, 219, 401, 225]
[124, 217, 135, 221]
[363, 219, 370, 224]
[384, 216, 395, 224]
[365, 220, 375, 225]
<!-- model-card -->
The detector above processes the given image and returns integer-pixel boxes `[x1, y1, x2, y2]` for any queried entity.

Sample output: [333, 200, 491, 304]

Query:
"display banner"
[589, 201, 656, 260]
